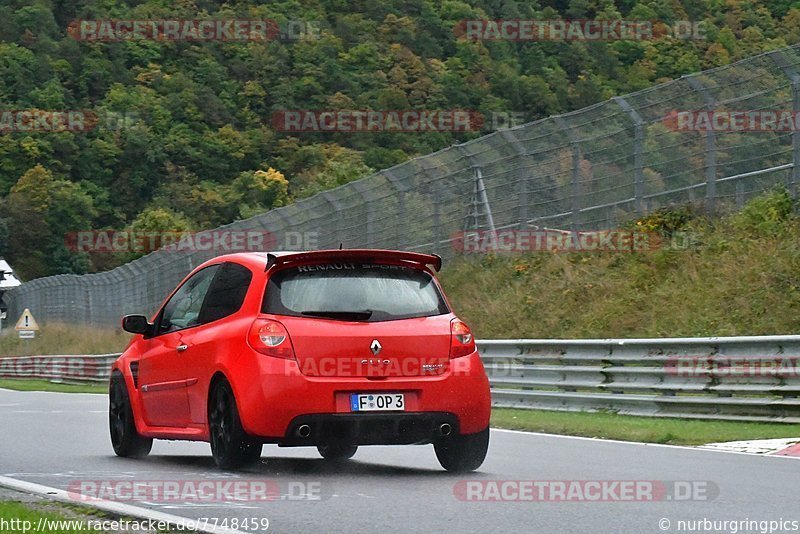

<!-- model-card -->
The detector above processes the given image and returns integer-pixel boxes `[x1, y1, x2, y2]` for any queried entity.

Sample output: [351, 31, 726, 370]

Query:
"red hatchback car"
[111, 249, 491, 471]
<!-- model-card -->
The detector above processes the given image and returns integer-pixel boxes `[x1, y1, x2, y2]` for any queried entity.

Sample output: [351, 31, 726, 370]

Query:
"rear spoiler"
[265, 249, 442, 272]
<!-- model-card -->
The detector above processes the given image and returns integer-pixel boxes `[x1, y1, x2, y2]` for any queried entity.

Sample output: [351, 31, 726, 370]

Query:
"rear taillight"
[248, 318, 296, 359]
[450, 319, 475, 358]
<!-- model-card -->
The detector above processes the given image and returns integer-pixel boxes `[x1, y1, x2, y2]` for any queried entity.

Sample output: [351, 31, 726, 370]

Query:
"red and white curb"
[773, 441, 800, 456]
[697, 437, 800, 456]
[0, 475, 248, 534]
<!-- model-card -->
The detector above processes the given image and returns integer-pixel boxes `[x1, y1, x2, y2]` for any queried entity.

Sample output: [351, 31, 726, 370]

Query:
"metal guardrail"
[0, 354, 120, 384]
[478, 336, 800, 423]
[3, 336, 800, 423]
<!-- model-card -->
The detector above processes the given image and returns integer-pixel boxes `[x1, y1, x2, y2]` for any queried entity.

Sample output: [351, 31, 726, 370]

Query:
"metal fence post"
[320, 191, 344, 248]
[81, 278, 90, 326]
[686, 75, 718, 213]
[273, 207, 310, 249]
[553, 115, 582, 231]
[498, 129, 530, 228]
[432, 183, 442, 254]
[456, 145, 495, 237]
[768, 50, 800, 199]
[380, 169, 409, 250]
[350, 181, 377, 248]
[416, 158, 443, 255]
[464, 167, 496, 234]
[613, 96, 645, 215]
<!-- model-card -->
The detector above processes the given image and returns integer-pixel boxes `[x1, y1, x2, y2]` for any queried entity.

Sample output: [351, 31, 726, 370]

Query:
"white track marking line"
[0, 388, 103, 396]
[491, 428, 800, 459]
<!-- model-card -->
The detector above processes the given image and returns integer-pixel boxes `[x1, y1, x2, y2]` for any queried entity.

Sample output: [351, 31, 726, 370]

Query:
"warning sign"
[15, 309, 40, 331]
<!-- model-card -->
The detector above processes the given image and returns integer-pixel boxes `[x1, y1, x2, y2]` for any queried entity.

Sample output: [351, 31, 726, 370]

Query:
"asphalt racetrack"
[1, 389, 797, 533]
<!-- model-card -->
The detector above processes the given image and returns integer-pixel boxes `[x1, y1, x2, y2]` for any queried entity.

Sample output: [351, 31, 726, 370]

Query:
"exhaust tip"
[297, 424, 311, 438]
[439, 423, 452, 437]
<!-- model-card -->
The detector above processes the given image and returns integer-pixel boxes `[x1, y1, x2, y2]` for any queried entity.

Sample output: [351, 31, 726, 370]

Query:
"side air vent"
[130, 361, 139, 389]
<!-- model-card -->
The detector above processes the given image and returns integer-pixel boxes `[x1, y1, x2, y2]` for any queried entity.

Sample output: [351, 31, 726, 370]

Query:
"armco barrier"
[3, 336, 800, 423]
[479, 336, 800, 423]
[0, 354, 120, 384]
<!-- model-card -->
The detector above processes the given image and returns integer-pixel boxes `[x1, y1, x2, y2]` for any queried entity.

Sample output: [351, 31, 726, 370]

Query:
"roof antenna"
[339, 242, 343, 250]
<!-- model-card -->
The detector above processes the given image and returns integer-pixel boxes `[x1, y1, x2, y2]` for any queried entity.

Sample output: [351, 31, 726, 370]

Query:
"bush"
[628, 205, 695, 237]
[732, 187, 795, 236]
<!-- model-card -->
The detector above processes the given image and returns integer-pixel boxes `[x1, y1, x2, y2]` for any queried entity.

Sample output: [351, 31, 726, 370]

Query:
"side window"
[157, 265, 220, 334]
[199, 262, 253, 324]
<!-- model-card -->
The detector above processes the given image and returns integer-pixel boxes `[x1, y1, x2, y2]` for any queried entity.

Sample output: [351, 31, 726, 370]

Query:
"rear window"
[263, 263, 449, 322]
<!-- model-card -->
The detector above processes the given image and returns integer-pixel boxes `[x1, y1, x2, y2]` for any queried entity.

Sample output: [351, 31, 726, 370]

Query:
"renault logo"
[370, 339, 382, 355]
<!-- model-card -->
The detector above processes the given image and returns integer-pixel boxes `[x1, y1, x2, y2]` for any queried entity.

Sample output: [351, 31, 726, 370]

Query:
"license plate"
[350, 393, 405, 412]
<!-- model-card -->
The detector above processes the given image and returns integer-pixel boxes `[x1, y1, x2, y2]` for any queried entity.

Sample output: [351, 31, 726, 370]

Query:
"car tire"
[208, 380, 262, 469]
[317, 443, 358, 461]
[109, 373, 153, 459]
[434, 427, 489, 472]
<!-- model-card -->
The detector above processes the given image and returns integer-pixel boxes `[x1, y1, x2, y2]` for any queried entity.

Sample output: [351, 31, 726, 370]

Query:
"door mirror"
[122, 314, 152, 335]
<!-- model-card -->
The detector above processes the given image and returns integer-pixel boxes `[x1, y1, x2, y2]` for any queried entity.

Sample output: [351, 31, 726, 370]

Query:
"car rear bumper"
[232, 350, 491, 440]
[279, 412, 459, 446]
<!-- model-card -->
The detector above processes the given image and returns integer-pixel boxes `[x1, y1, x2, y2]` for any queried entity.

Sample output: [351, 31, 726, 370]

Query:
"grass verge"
[440, 189, 800, 339]
[491, 407, 800, 445]
[0, 378, 106, 394]
[0, 324, 129, 357]
[0, 498, 185, 533]
[0, 501, 104, 534]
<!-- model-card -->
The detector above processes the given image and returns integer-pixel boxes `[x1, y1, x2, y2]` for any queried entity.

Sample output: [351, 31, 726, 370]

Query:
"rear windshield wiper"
[300, 310, 374, 320]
